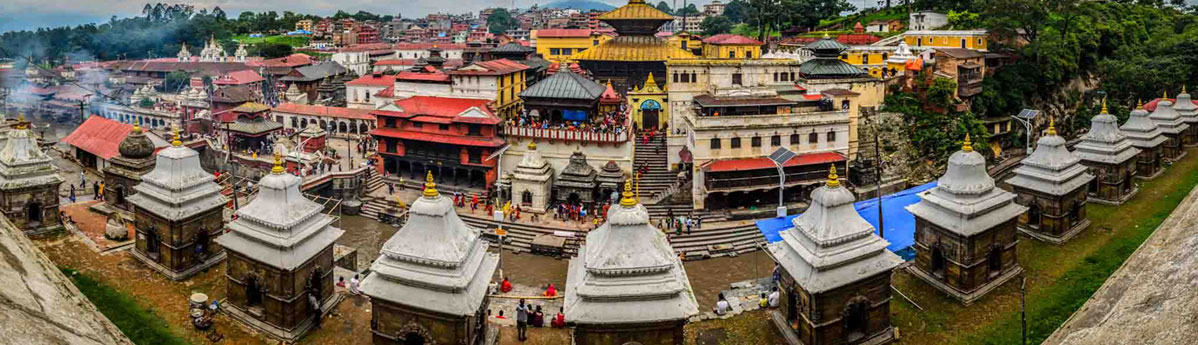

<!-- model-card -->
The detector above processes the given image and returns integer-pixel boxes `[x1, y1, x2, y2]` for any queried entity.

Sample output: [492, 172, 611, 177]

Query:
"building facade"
[371, 96, 504, 188]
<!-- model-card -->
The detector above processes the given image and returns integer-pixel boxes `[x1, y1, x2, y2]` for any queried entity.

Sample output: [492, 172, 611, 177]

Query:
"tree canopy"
[701, 16, 735, 36]
[487, 8, 518, 34]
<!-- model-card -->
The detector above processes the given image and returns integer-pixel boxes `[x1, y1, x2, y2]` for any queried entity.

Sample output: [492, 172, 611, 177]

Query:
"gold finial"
[271, 152, 284, 174]
[1101, 98, 1108, 114]
[1137, 99, 1144, 110]
[822, 31, 830, 39]
[620, 178, 636, 207]
[423, 171, 439, 198]
[171, 126, 182, 146]
[528, 141, 537, 150]
[825, 165, 840, 188]
[14, 114, 26, 130]
[1047, 116, 1057, 136]
[962, 133, 973, 152]
[132, 123, 141, 131]
[1164, 90, 1169, 101]
[1184, 85, 1188, 94]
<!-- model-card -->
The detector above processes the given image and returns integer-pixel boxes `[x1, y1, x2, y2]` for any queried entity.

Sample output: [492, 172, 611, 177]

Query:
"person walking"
[516, 299, 529, 341]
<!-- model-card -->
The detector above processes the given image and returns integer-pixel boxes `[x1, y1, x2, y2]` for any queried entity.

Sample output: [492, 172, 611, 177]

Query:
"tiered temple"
[219, 154, 345, 341]
[1074, 102, 1140, 205]
[767, 166, 902, 345]
[128, 131, 228, 280]
[1147, 92, 1189, 160]
[360, 172, 499, 345]
[511, 141, 554, 213]
[906, 135, 1026, 304]
[564, 180, 699, 345]
[0, 119, 64, 234]
[103, 124, 156, 212]
[575, 0, 695, 92]
[1120, 101, 1166, 179]
[1005, 119, 1095, 244]
[1172, 86, 1198, 146]
[555, 151, 599, 206]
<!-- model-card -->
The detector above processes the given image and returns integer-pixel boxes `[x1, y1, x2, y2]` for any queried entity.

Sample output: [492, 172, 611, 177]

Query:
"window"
[412, 122, 423, 128]
[385, 118, 397, 128]
[882, 53, 889, 60]
[827, 131, 837, 142]
[729, 51, 735, 58]
[745, 51, 752, 59]
[978, 38, 984, 45]
[681, 41, 688, 50]
[691, 72, 697, 82]
[732, 73, 742, 86]
[593, 39, 599, 46]
[961, 39, 967, 48]
[917, 38, 922, 46]
[562, 48, 572, 55]
[681, 72, 690, 83]
[773, 72, 779, 82]
[790, 133, 801, 145]
[550, 48, 561, 55]
[468, 150, 481, 164]
[730, 137, 741, 148]
[439, 124, 450, 131]
[751, 136, 762, 147]
[771, 135, 781, 146]
[710, 138, 722, 149]
[790, 72, 795, 81]
[809, 132, 818, 144]
[674, 73, 680, 83]
[468, 124, 481, 135]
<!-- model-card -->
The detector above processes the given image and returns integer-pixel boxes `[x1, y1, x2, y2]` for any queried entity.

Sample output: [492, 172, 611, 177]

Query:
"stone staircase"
[634, 134, 676, 204]
[364, 173, 385, 194]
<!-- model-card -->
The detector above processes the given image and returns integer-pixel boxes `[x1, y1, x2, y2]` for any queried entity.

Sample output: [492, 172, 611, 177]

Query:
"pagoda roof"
[231, 102, 271, 114]
[906, 139, 1026, 237]
[768, 169, 901, 294]
[598, 0, 674, 21]
[596, 160, 625, 187]
[225, 117, 283, 135]
[360, 182, 499, 316]
[1074, 111, 1140, 165]
[1148, 98, 1190, 135]
[220, 165, 343, 270]
[565, 185, 698, 324]
[1120, 106, 1167, 149]
[600, 81, 621, 104]
[1006, 129, 1095, 196]
[800, 58, 870, 79]
[128, 143, 226, 221]
[520, 71, 606, 101]
[573, 36, 696, 62]
[535, 29, 595, 38]
[0, 128, 64, 191]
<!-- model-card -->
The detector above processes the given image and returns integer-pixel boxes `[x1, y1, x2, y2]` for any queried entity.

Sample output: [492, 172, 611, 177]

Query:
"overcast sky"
[1, 0, 710, 33]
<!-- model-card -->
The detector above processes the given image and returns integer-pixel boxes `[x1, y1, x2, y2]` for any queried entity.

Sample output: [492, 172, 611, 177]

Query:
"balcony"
[705, 170, 829, 192]
[958, 83, 983, 97]
[687, 108, 849, 131]
[501, 125, 630, 143]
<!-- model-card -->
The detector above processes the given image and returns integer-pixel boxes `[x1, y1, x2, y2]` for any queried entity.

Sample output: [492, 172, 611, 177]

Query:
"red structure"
[369, 96, 504, 188]
[357, 24, 380, 44]
[297, 125, 327, 153]
[221, 102, 283, 153]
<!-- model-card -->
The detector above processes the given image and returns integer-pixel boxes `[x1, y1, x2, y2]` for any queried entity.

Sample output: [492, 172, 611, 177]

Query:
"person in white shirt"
[349, 274, 361, 294]
[768, 287, 780, 308]
[714, 293, 730, 315]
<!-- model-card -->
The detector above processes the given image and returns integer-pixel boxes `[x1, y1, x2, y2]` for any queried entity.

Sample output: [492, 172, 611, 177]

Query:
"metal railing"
[501, 125, 630, 143]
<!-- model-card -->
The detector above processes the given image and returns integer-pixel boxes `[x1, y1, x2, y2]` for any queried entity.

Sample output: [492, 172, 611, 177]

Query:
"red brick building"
[370, 96, 504, 189]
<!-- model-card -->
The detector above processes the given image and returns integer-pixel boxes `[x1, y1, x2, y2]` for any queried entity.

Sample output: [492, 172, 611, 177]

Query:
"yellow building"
[574, 0, 696, 99]
[904, 30, 988, 50]
[666, 32, 703, 54]
[531, 29, 612, 63]
[628, 72, 668, 129]
[837, 47, 893, 78]
[449, 59, 530, 119]
[700, 34, 763, 59]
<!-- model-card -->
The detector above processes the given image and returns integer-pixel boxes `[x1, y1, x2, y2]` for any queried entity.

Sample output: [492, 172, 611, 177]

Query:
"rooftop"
[520, 71, 606, 101]
[271, 103, 375, 121]
[701, 34, 763, 45]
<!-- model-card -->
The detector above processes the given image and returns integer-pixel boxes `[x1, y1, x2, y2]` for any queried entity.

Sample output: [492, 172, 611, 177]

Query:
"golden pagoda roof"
[232, 102, 272, 114]
[600, 0, 674, 21]
[574, 36, 696, 62]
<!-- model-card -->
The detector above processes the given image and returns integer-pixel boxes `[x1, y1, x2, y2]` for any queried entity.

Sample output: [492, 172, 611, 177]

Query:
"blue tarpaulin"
[562, 109, 588, 121]
[755, 181, 937, 261]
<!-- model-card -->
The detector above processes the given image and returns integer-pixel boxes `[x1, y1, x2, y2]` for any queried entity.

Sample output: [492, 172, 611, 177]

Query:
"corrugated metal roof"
[800, 59, 870, 79]
[491, 42, 535, 53]
[519, 71, 606, 101]
[573, 36, 696, 62]
[62, 116, 164, 160]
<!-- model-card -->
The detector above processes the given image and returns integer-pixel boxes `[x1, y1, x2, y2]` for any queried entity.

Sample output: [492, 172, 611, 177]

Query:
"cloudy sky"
[0, 0, 697, 33]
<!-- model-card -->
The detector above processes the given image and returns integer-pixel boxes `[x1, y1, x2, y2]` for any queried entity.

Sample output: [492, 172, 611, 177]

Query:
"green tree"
[655, 1, 674, 15]
[257, 43, 293, 58]
[701, 16, 735, 36]
[487, 8, 518, 34]
[163, 70, 192, 93]
[724, 0, 750, 23]
[947, 10, 981, 29]
[677, 3, 701, 16]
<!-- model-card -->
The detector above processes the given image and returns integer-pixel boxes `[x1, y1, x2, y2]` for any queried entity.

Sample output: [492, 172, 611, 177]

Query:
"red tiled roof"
[1144, 98, 1198, 111]
[702, 34, 763, 45]
[535, 29, 593, 38]
[381, 96, 500, 125]
[375, 86, 395, 98]
[395, 71, 451, 82]
[802, 94, 824, 101]
[374, 59, 420, 66]
[393, 43, 466, 50]
[600, 81, 621, 104]
[339, 43, 394, 52]
[370, 127, 505, 147]
[246, 54, 313, 68]
[837, 34, 880, 45]
[705, 152, 846, 172]
[346, 74, 397, 86]
[450, 59, 530, 76]
[213, 69, 265, 85]
[271, 103, 376, 120]
[61, 117, 161, 160]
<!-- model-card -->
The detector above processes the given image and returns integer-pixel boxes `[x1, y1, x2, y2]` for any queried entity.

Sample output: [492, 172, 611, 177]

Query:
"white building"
[909, 11, 949, 31]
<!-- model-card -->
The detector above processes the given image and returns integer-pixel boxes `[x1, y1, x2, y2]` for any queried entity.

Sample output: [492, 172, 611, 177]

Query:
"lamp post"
[1010, 109, 1040, 153]
[493, 210, 505, 278]
[768, 147, 797, 218]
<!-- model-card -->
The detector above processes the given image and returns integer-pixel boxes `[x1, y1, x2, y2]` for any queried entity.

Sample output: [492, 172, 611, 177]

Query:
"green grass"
[819, 7, 908, 30]
[61, 268, 191, 345]
[232, 34, 310, 47]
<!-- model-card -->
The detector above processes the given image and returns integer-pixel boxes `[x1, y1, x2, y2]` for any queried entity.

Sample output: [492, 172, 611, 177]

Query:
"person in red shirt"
[543, 283, 557, 297]
[500, 277, 513, 293]
[551, 308, 566, 328]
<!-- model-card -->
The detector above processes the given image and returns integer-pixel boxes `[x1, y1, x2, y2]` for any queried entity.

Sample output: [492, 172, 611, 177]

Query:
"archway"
[359, 122, 370, 134]
[931, 244, 946, 278]
[988, 246, 1003, 275]
[339, 121, 348, 133]
[522, 190, 533, 205]
[195, 229, 210, 261]
[640, 99, 662, 129]
[843, 298, 869, 342]
[246, 276, 263, 307]
[145, 230, 160, 257]
[319, 119, 328, 130]
[115, 186, 126, 206]
[1027, 204, 1041, 227]
[26, 202, 42, 225]
[301, 118, 309, 128]
[402, 333, 425, 345]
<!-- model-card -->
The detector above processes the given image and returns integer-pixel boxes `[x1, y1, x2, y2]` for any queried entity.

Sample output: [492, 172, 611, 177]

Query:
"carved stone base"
[223, 292, 345, 342]
[130, 249, 225, 281]
[907, 264, 1023, 306]
[1019, 218, 1091, 245]
[1089, 186, 1139, 206]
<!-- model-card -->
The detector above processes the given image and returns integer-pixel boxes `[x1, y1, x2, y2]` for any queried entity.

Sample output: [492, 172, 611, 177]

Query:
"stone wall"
[370, 300, 477, 345]
[224, 246, 335, 332]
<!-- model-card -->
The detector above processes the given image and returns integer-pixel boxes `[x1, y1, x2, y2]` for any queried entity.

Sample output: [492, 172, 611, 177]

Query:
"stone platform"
[906, 264, 1024, 306]
[130, 248, 226, 281]
[223, 292, 346, 343]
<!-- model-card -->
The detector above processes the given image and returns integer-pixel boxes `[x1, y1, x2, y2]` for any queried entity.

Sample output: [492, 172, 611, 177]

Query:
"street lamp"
[768, 147, 797, 218]
[1010, 109, 1040, 153]
[493, 210, 505, 278]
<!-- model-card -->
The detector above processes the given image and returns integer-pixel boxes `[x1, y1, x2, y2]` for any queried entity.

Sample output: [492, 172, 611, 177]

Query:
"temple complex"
[556, 151, 599, 206]
[767, 166, 902, 344]
[1005, 119, 1095, 244]
[518, 70, 605, 124]
[1147, 92, 1189, 160]
[219, 154, 345, 341]
[0, 119, 64, 234]
[370, 96, 504, 189]
[128, 131, 228, 280]
[511, 141, 554, 213]
[1074, 102, 1140, 205]
[102, 124, 157, 212]
[1120, 101, 1166, 179]
[906, 135, 1026, 304]
[1172, 87, 1198, 146]
[360, 172, 499, 345]
[574, 0, 695, 93]
[564, 180, 699, 345]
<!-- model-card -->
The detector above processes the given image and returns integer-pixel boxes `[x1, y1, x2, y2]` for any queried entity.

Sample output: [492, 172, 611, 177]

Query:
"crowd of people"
[507, 105, 630, 135]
